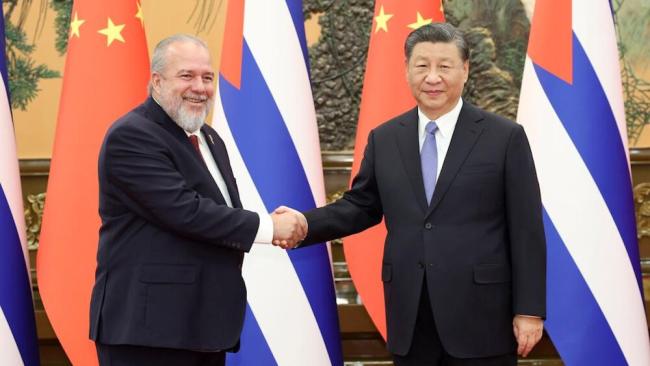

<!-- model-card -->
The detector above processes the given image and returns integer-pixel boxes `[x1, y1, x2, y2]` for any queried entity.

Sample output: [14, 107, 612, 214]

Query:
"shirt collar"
[185, 128, 203, 141]
[418, 98, 463, 139]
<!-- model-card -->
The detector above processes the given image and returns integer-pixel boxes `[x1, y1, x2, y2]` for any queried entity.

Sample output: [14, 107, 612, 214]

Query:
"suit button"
[424, 223, 432, 230]
[418, 262, 424, 269]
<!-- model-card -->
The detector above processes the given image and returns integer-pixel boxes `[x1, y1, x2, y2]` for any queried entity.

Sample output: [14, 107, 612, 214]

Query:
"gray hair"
[404, 23, 469, 62]
[148, 34, 209, 94]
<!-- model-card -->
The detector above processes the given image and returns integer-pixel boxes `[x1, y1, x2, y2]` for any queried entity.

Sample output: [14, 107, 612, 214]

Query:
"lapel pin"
[208, 134, 214, 145]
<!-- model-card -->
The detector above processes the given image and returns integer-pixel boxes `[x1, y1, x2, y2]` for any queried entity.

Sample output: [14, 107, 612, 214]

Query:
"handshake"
[270, 206, 307, 249]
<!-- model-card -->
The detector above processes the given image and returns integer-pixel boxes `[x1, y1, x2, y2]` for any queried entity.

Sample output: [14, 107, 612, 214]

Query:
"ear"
[404, 57, 410, 81]
[462, 60, 469, 83]
[151, 72, 162, 93]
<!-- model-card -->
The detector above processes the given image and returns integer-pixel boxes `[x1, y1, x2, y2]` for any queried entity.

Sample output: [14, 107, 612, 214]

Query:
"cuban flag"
[0, 4, 40, 366]
[213, 0, 342, 365]
[517, 0, 650, 364]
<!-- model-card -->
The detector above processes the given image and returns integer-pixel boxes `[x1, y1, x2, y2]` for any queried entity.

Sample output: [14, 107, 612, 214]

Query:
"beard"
[159, 90, 212, 133]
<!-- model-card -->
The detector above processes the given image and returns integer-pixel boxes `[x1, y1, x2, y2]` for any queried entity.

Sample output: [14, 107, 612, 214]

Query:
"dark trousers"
[96, 343, 225, 366]
[393, 280, 517, 366]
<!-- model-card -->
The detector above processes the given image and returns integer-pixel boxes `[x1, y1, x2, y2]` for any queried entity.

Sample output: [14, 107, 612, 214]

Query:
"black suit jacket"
[302, 102, 546, 357]
[90, 97, 259, 351]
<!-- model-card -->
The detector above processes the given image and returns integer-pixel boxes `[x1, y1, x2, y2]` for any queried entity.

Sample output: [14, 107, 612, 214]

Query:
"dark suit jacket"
[302, 102, 546, 357]
[90, 97, 259, 351]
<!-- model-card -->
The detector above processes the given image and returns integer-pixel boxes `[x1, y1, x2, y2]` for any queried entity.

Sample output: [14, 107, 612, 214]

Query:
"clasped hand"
[271, 206, 307, 249]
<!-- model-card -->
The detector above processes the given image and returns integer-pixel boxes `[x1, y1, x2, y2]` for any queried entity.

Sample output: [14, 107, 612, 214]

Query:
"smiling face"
[406, 41, 469, 120]
[151, 40, 215, 132]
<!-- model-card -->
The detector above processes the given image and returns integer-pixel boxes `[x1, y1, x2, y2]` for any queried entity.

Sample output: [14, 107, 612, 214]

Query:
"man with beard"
[89, 34, 306, 366]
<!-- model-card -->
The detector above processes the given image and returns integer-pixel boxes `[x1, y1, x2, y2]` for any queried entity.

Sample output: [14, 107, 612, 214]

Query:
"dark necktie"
[421, 121, 438, 204]
[188, 134, 206, 164]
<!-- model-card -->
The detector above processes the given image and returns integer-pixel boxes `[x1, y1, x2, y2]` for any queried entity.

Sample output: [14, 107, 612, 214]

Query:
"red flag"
[37, 1, 149, 364]
[344, 0, 444, 338]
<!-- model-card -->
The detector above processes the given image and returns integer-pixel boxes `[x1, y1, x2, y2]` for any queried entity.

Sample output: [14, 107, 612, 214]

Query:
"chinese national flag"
[344, 1, 444, 338]
[37, 1, 149, 364]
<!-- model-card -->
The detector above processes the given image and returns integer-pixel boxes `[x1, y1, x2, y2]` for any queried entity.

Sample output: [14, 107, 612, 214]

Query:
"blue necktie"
[421, 121, 438, 204]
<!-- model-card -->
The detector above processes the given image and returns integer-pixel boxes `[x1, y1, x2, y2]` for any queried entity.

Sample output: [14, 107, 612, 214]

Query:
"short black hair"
[404, 22, 469, 62]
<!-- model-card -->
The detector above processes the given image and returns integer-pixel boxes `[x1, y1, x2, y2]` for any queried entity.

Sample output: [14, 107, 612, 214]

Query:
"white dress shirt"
[418, 98, 464, 180]
[186, 129, 273, 244]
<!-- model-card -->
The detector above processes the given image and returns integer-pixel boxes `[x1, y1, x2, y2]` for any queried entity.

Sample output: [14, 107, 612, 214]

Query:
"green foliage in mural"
[612, 0, 650, 143]
[498, 38, 527, 90]
[622, 61, 650, 144]
[4, 16, 59, 110]
[3, 0, 60, 110]
[50, 0, 72, 55]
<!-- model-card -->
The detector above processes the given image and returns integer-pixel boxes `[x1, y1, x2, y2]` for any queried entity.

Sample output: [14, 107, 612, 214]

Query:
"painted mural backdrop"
[6, 0, 650, 153]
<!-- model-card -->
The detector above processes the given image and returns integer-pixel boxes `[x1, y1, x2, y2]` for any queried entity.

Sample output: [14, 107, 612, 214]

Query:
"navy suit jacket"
[90, 97, 259, 351]
[302, 102, 546, 357]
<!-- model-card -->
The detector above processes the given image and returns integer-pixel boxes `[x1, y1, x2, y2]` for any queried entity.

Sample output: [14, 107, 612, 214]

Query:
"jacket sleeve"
[102, 122, 259, 252]
[302, 130, 384, 245]
[504, 124, 547, 317]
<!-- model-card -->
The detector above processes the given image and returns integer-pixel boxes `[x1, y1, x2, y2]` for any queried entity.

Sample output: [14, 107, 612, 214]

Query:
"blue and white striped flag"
[518, 0, 650, 364]
[214, 0, 342, 365]
[0, 4, 40, 365]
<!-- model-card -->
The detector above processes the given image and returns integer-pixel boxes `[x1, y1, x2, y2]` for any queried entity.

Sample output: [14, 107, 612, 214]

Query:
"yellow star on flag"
[135, 1, 144, 27]
[374, 5, 394, 33]
[98, 17, 126, 46]
[407, 12, 433, 30]
[69, 11, 85, 38]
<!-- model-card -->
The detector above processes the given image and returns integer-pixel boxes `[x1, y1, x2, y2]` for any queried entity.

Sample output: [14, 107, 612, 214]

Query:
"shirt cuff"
[253, 213, 273, 244]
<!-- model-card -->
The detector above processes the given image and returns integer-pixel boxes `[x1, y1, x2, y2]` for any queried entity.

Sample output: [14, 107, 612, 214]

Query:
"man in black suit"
[278, 23, 546, 365]
[89, 34, 305, 366]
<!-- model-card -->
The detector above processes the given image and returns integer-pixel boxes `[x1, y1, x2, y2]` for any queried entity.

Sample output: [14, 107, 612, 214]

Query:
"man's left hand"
[513, 315, 543, 357]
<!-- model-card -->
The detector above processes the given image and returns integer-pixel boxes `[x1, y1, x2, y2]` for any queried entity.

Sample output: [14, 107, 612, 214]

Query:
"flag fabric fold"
[214, 0, 342, 364]
[0, 4, 40, 365]
[517, 0, 650, 364]
[37, 1, 149, 364]
[343, 0, 444, 338]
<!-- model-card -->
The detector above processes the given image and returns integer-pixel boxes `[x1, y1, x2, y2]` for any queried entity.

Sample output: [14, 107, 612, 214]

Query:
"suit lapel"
[201, 126, 243, 209]
[144, 98, 243, 208]
[396, 108, 428, 213]
[426, 103, 484, 218]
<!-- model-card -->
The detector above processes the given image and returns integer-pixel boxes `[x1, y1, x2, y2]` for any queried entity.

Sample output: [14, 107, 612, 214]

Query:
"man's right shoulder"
[106, 101, 156, 135]
[371, 107, 418, 135]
